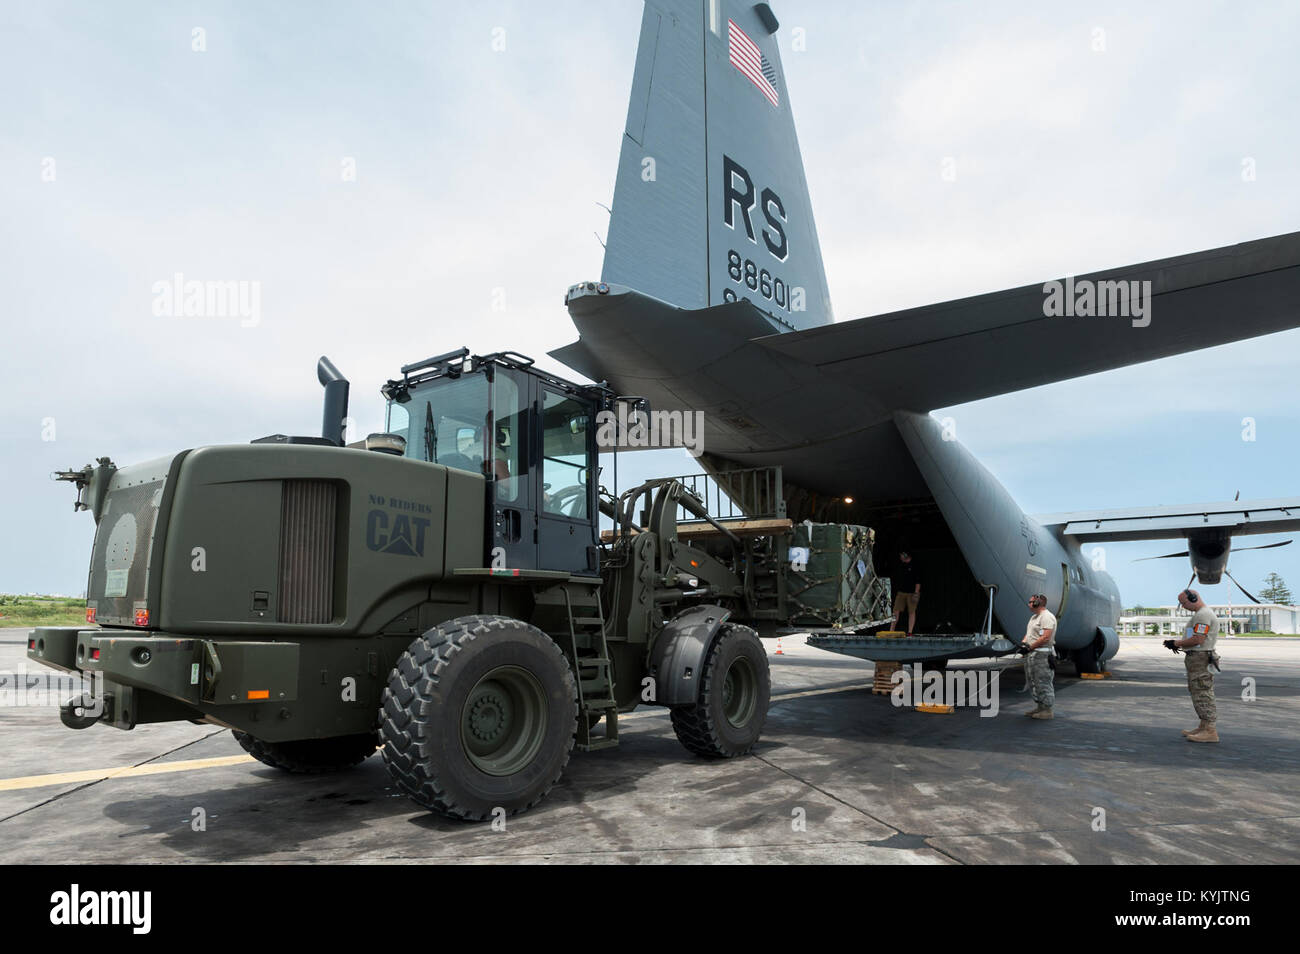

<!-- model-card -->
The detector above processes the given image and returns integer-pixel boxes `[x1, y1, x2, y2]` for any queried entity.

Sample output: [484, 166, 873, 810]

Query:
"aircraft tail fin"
[601, 0, 832, 330]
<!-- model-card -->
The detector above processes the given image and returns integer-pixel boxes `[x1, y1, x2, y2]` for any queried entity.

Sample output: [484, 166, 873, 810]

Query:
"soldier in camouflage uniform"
[1169, 589, 1220, 743]
[1021, 594, 1058, 720]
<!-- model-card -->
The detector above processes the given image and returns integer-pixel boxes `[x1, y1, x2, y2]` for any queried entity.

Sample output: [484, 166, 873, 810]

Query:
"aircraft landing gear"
[1073, 642, 1105, 675]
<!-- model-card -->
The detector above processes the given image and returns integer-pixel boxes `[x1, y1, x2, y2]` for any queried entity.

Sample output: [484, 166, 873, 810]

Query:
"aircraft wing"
[760, 231, 1300, 412]
[1034, 497, 1300, 542]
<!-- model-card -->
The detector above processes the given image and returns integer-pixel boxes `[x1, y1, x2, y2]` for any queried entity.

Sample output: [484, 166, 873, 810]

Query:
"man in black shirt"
[891, 550, 921, 636]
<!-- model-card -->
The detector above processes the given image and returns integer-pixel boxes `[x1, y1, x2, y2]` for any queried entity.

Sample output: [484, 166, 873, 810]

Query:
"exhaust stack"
[317, 356, 350, 447]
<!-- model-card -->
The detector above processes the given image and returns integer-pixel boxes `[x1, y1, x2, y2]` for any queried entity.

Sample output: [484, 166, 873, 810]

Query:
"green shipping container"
[787, 523, 891, 628]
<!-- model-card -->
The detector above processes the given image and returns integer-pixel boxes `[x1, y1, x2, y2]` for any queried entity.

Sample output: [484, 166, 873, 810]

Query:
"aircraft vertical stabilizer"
[602, 0, 832, 330]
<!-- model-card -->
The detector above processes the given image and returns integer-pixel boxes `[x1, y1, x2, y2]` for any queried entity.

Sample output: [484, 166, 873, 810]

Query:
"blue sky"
[2, 0, 1298, 605]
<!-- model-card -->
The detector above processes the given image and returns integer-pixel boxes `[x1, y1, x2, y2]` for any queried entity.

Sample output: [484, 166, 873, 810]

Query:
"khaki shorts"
[893, 592, 919, 614]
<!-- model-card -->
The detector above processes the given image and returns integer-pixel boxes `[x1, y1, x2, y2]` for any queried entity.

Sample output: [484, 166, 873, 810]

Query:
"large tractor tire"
[232, 730, 377, 774]
[380, 615, 577, 821]
[671, 623, 770, 758]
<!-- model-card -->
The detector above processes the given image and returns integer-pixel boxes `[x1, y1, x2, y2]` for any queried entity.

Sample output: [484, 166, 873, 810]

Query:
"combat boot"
[1030, 707, 1054, 720]
[1024, 705, 1044, 717]
[1182, 721, 1206, 737]
[1186, 723, 1219, 743]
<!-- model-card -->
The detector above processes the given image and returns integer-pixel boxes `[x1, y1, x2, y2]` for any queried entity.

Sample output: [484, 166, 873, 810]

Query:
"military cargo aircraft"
[553, 0, 1300, 672]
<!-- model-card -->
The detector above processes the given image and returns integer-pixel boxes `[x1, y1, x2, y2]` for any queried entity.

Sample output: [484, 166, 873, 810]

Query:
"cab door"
[488, 366, 537, 570]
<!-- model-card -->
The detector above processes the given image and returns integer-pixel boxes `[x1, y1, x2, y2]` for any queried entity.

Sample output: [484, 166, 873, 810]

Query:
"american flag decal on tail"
[728, 19, 779, 107]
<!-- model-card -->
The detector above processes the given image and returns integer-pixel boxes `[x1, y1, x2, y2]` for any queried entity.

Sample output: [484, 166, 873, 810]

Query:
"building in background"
[1120, 603, 1300, 635]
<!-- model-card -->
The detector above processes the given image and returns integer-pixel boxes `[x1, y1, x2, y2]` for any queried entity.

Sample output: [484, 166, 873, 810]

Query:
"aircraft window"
[541, 389, 591, 519]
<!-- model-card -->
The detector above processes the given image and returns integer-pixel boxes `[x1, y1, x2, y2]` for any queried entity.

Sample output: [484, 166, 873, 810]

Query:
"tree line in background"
[0, 594, 87, 627]
[1260, 572, 1294, 605]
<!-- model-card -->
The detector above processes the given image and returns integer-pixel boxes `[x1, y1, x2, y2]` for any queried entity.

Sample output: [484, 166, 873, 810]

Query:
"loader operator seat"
[438, 452, 476, 475]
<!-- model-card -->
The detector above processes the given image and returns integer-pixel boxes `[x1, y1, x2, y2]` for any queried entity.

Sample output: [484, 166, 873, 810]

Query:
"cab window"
[492, 373, 527, 503]
[386, 400, 410, 446]
[402, 374, 490, 476]
[541, 389, 592, 519]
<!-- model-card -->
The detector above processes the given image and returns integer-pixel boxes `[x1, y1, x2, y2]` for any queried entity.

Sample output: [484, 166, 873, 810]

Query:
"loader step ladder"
[562, 586, 619, 752]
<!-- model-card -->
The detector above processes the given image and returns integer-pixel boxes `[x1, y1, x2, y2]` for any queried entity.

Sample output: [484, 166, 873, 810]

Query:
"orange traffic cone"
[774, 637, 784, 655]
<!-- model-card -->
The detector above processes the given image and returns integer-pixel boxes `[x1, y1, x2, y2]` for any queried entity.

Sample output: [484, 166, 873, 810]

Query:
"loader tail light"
[247, 690, 270, 700]
[134, 608, 150, 627]
[28, 638, 35, 650]
[91, 648, 101, 660]
[86, 607, 96, 623]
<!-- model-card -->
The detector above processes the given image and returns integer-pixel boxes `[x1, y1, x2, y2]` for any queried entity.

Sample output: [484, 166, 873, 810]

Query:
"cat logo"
[366, 509, 431, 557]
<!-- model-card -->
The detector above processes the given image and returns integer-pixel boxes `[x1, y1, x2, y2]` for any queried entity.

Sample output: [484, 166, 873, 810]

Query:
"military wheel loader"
[30, 348, 890, 820]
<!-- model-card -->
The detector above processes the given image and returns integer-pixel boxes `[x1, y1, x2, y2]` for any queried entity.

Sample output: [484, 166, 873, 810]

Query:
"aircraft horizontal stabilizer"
[1034, 496, 1300, 542]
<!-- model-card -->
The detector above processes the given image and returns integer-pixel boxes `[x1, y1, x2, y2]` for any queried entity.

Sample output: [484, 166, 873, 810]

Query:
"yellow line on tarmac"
[2, 682, 881, 791]
[0, 754, 255, 792]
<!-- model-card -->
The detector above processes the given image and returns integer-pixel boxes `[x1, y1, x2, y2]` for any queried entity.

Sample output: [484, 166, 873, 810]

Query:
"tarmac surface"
[2, 627, 1297, 864]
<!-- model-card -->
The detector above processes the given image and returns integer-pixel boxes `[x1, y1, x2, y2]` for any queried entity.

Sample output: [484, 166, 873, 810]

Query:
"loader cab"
[384, 351, 602, 576]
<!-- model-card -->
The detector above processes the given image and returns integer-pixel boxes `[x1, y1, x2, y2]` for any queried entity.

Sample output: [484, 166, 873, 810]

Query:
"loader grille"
[277, 480, 337, 624]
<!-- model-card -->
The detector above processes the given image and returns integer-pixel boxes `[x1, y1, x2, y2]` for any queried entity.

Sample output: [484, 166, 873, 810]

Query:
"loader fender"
[648, 604, 732, 706]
